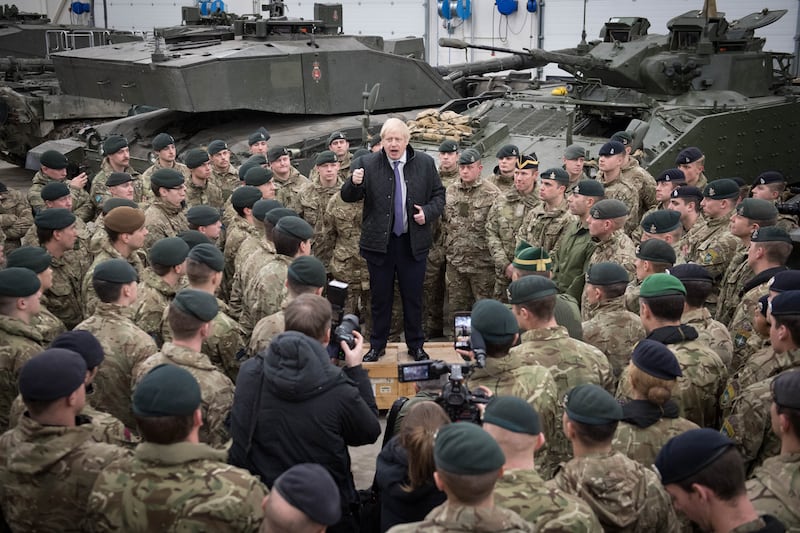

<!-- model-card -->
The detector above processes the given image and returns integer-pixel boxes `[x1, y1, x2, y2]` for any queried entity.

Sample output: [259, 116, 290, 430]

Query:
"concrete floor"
[350, 416, 387, 490]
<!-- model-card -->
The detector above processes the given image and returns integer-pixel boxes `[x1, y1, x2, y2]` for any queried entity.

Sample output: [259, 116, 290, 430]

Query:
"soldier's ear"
[433, 471, 445, 491]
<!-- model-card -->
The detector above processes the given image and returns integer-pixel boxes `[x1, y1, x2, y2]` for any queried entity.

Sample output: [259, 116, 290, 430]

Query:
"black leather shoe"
[363, 348, 385, 363]
[409, 347, 430, 361]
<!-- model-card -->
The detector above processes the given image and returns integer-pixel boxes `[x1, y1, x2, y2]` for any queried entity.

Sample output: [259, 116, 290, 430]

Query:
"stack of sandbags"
[408, 109, 474, 143]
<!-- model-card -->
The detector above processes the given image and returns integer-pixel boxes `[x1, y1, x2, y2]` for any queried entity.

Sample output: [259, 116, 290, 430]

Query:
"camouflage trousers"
[446, 264, 495, 338]
[423, 251, 446, 335]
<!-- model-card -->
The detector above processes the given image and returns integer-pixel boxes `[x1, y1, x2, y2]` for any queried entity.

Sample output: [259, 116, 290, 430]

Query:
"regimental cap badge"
[768, 276, 776, 288]
[575, 185, 580, 194]
[708, 187, 716, 197]
[549, 171, 556, 180]
[759, 177, 766, 184]
[671, 189, 678, 197]
[650, 224, 657, 233]
[506, 287, 512, 301]
[635, 245, 641, 255]
[752, 228, 759, 240]
[590, 207, 599, 218]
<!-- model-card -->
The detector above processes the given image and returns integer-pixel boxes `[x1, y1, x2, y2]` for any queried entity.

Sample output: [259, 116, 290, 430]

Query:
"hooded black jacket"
[229, 331, 381, 509]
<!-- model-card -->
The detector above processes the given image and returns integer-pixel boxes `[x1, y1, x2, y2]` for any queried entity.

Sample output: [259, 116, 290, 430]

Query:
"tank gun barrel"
[438, 38, 606, 71]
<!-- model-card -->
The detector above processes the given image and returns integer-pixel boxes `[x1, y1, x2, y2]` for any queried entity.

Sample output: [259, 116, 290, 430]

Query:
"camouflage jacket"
[75, 302, 158, 429]
[444, 178, 501, 271]
[747, 453, 800, 531]
[551, 451, 680, 533]
[228, 235, 274, 321]
[387, 501, 535, 533]
[621, 158, 657, 218]
[133, 342, 234, 449]
[683, 307, 734, 370]
[517, 197, 576, 259]
[582, 296, 646, 378]
[716, 245, 751, 326]
[438, 166, 459, 189]
[581, 231, 636, 320]
[0, 415, 129, 532]
[0, 315, 44, 433]
[132, 269, 179, 346]
[90, 159, 144, 211]
[31, 305, 66, 344]
[211, 165, 240, 203]
[321, 193, 369, 283]
[675, 216, 708, 264]
[143, 199, 189, 249]
[487, 171, 516, 194]
[722, 348, 800, 419]
[683, 213, 739, 282]
[274, 166, 310, 213]
[612, 401, 699, 466]
[82, 239, 146, 317]
[21, 209, 93, 256]
[86, 441, 267, 532]
[185, 178, 224, 210]
[242, 253, 292, 334]
[494, 468, 602, 533]
[0, 186, 33, 248]
[248, 309, 285, 358]
[298, 180, 341, 264]
[486, 189, 540, 274]
[222, 214, 259, 297]
[595, 174, 640, 234]
[140, 160, 191, 205]
[28, 170, 94, 222]
[44, 249, 87, 329]
[775, 213, 799, 234]
[551, 219, 594, 302]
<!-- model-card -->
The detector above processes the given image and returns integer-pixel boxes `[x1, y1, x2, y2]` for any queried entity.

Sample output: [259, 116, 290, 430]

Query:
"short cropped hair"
[283, 293, 332, 341]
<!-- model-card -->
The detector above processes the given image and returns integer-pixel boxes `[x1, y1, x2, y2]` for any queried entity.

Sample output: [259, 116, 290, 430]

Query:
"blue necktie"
[393, 161, 404, 236]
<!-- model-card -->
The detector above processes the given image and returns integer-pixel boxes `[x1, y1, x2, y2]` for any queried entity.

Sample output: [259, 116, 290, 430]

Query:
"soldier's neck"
[158, 158, 174, 168]
[781, 436, 800, 455]
[42, 240, 65, 259]
[30, 409, 77, 428]
[189, 282, 216, 294]
[709, 497, 760, 533]
[173, 337, 204, 353]
[111, 240, 133, 259]
[503, 455, 535, 471]
[571, 439, 612, 458]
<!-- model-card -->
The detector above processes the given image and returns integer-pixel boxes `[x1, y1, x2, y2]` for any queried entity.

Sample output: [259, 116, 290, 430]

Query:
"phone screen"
[398, 362, 431, 382]
[454, 313, 471, 351]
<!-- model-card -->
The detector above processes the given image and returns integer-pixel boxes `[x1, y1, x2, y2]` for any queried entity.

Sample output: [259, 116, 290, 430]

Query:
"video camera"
[327, 279, 360, 360]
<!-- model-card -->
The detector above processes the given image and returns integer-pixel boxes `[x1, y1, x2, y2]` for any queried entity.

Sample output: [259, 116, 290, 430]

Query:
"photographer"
[230, 293, 381, 533]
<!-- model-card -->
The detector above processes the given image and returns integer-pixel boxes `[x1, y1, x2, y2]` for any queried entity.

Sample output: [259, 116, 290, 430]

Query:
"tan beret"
[104, 206, 145, 234]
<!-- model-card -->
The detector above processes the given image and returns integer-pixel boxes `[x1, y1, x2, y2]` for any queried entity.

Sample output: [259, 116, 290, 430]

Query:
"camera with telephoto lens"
[327, 279, 361, 360]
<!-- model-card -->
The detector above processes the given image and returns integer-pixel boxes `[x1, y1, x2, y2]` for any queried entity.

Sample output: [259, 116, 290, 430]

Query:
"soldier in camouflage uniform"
[582, 262, 646, 378]
[387, 422, 535, 533]
[674, 147, 708, 190]
[611, 131, 657, 219]
[0, 268, 44, 432]
[486, 155, 540, 301]
[0, 181, 33, 252]
[222, 186, 262, 300]
[89, 136, 144, 213]
[28, 149, 94, 222]
[269, 145, 310, 213]
[6, 247, 66, 344]
[630, 168, 685, 243]
[595, 141, 641, 233]
[133, 290, 234, 449]
[668, 185, 707, 262]
[87, 364, 266, 531]
[132, 237, 189, 346]
[443, 149, 500, 329]
[750, 171, 799, 233]
[562, 144, 589, 192]
[0, 349, 130, 532]
[518, 167, 575, 262]
[76, 259, 158, 430]
[552, 384, 681, 532]
[207, 140, 240, 201]
[183, 149, 224, 210]
[142, 168, 190, 249]
[22, 181, 93, 256]
[486, 144, 520, 193]
[323, 131, 353, 183]
[625, 234, 676, 314]
[139, 132, 192, 206]
[746, 369, 800, 531]
[485, 396, 602, 531]
[297, 151, 342, 264]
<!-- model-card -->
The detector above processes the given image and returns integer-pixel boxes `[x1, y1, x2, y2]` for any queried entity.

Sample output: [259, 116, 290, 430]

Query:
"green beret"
[151, 168, 185, 189]
[458, 148, 481, 165]
[232, 186, 263, 210]
[573, 180, 604, 197]
[178, 230, 212, 249]
[434, 422, 505, 475]
[496, 145, 520, 159]
[483, 396, 541, 435]
[590, 199, 628, 219]
[471, 299, 517, 344]
[152, 132, 175, 151]
[540, 168, 570, 185]
[7, 246, 52, 273]
[772, 370, 800, 409]
[751, 226, 792, 243]
[315, 150, 338, 166]
[184, 149, 210, 170]
[631, 339, 682, 380]
[39, 150, 68, 170]
[207, 140, 228, 155]
[287, 256, 327, 287]
[102, 197, 138, 215]
[586, 262, 629, 286]
[254, 200, 285, 222]
[439, 140, 458, 153]
[248, 129, 270, 145]
[610, 131, 632, 145]
[19, 349, 87, 402]
[564, 144, 586, 160]
[513, 246, 551, 272]
[186, 205, 221, 227]
[244, 167, 274, 186]
[736, 198, 778, 221]
[133, 364, 202, 417]
[508, 276, 557, 304]
[703, 179, 739, 200]
[641, 210, 681, 234]
[769, 290, 800, 317]
[275, 216, 313, 240]
[327, 131, 347, 145]
[0, 268, 41, 297]
[268, 146, 291, 163]
[564, 383, 622, 425]
[103, 206, 145, 234]
[187, 243, 224, 272]
[149, 237, 190, 267]
[40, 182, 70, 201]
[636, 239, 676, 264]
[93, 258, 138, 284]
[655, 429, 734, 485]
[106, 172, 133, 187]
[640, 273, 686, 298]
[103, 135, 128, 155]
[34, 208, 75, 230]
[172, 288, 219, 322]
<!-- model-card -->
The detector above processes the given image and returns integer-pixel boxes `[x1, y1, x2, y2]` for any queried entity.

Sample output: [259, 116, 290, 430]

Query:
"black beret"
[656, 168, 686, 184]
[772, 370, 800, 409]
[496, 144, 520, 159]
[253, 200, 285, 222]
[655, 428, 735, 485]
[631, 339, 682, 380]
[40, 182, 70, 201]
[540, 168, 570, 185]
[51, 330, 105, 369]
[149, 237, 190, 267]
[636, 239, 676, 264]
[93, 258, 138, 284]
[770, 271, 800, 293]
[769, 290, 800, 317]
[439, 140, 458, 153]
[133, 363, 202, 417]
[703, 179, 739, 200]
[736, 198, 778, 221]
[564, 144, 586, 160]
[207, 140, 228, 155]
[564, 383, 622, 425]
[237, 157, 267, 183]
[755, 171, 785, 185]
[19, 348, 87, 401]
[151, 168, 185, 189]
[352, 148, 370, 165]
[751, 226, 791, 243]
[586, 262, 629, 286]
[287, 256, 327, 287]
[102, 197, 138, 215]
[39, 150, 68, 170]
[369, 133, 382, 147]
[507, 276, 557, 304]
[7, 246, 52, 273]
[516, 154, 539, 170]
[152, 133, 175, 151]
[640, 273, 686, 297]
[276, 216, 314, 240]
[675, 147, 703, 165]
[434, 422, 505, 475]
[103, 135, 128, 156]
[0, 267, 41, 297]
[274, 464, 342, 526]
[244, 167, 274, 186]
[669, 263, 712, 283]
[731, 177, 747, 188]
[598, 141, 625, 156]
[104, 206, 145, 233]
[315, 150, 337, 166]
[327, 131, 347, 145]
[186, 205, 221, 227]
[172, 288, 219, 322]
[610, 131, 632, 145]
[641, 211, 681, 235]
[106, 172, 134, 187]
[268, 146, 291, 163]
[573, 179, 604, 197]
[483, 396, 541, 435]
[231, 186, 263, 210]
[758, 294, 770, 318]
[188, 243, 225, 272]
[178, 229, 212, 249]
[184, 149, 210, 170]
[471, 299, 517, 344]
[590, 199, 628, 219]
[458, 148, 481, 165]
[513, 245, 551, 272]
[248, 128, 270, 145]
[34, 208, 76, 230]
[671, 185, 704, 202]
